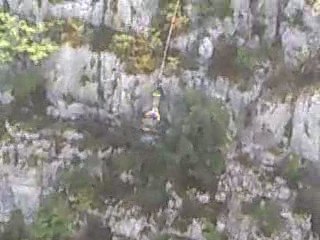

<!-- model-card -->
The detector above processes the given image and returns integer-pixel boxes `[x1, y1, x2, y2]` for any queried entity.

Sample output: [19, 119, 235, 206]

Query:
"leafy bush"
[242, 199, 282, 237]
[60, 18, 85, 48]
[163, 0, 189, 35]
[210, 42, 255, 83]
[203, 220, 226, 240]
[154, 0, 189, 36]
[31, 194, 74, 240]
[110, 31, 162, 74]
[153, 233, 171, 240]
[0, 11, 59, 64]
[59, 166, 102, 212]
[236, 47, 257, 69]
[0, 209, 29, 240]
[279, 153, 303, 188]
[193, 0, 233, 20]
[10, 69, 43, 99]
[166, 56, 180, 72]
[48, 0, 64, 4]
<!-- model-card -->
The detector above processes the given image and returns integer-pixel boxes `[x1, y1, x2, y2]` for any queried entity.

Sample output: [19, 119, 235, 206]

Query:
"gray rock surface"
[0, 0, 319, 238]
[0, 0, 159, 32]
[0, 121, 89, 223]
[291, 93, 320, 162]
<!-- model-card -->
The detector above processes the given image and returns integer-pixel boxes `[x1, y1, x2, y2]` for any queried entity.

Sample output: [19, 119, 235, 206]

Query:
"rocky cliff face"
[0, 0, 319, 239]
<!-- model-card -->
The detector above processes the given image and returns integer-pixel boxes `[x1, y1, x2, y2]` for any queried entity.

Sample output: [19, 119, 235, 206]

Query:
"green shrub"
[0, 209, 29, 240]
[242, 199, 282, 237]
[163, 0, 189, 35]
[31, 194, 74, 240]
[193, 0, 233, 20]
[109, 31, 162, 74]
[153, 233, 171, 240]
[210, 42, 255, 83]
[0, 67, 43, 101]
[60, 18, 85, 48]
[236, 47, 256, 69]
[282, 153, 303, 188]
[59, 166, 102, 212]
[203, 220, 226, 240]
[48, 0, 64, 4]
[10, 69, 43, 99]
[0, 11, 59, 64]
[154, 0, 189, 37]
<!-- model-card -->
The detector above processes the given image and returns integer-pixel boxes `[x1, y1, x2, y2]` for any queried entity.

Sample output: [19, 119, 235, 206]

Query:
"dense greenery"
[242, 199, 282, 237]
[110, 31, 162, 73]
[0, 11, 58, 64]
[277, 153, 303, 188]
[30, 195, 74, 240]
[203, 221, 226, 240]
[193, 0, 233, 20]
[0, 210, 29, 240]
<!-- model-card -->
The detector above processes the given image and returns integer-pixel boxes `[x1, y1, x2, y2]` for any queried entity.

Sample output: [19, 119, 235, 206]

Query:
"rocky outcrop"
[215, 159, 315, 240]
[0, 0, 319, 239]
[291, 93, 320, 162]
[0, 121, 90, 223]
[0, 0, 158, 33]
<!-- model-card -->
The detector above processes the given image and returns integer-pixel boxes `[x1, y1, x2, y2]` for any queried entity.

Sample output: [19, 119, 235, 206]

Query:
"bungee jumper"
[141, 0, 180, 133]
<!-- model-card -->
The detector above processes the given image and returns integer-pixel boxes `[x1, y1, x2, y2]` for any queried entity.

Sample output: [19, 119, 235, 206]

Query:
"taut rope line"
[157, 0, 180, 84]
[141, 0, 180, 132]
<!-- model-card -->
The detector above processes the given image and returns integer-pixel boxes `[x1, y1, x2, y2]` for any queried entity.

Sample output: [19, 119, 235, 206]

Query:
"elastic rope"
[156, 0, 180, 88]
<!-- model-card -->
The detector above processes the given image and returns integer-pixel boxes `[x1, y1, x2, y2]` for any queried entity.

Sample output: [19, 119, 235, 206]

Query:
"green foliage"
[153, 0, 189, 40]
[282, 153, 303, 187]
[60, 18, 85, 48]
[133, 184, 170, 215]
[287, 9, 304, 28]
[211, 42, 249, 82]
[236, 47, 256, 69]
[166, 56, 180, 74]
[243, 199, 282, 237]
[193, 0, 233, 20]
[0, 11, 59, 64]
[31, 194, 74, 240]
[59, 166, 100, 212]
[163, 1, 189, 34]
[203, 221, 224, 240]
[183, 89, 230, 148]
[11, 70, 43, 99]
[110, 30, 162, 74]
[48, 0, 64, 3]
[89, 26, 117, 52]
[110, 34, 135, 58]
[153, 233, 171, 240]
[0, 209, 29, 240]
[0, 67, 44, 103]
